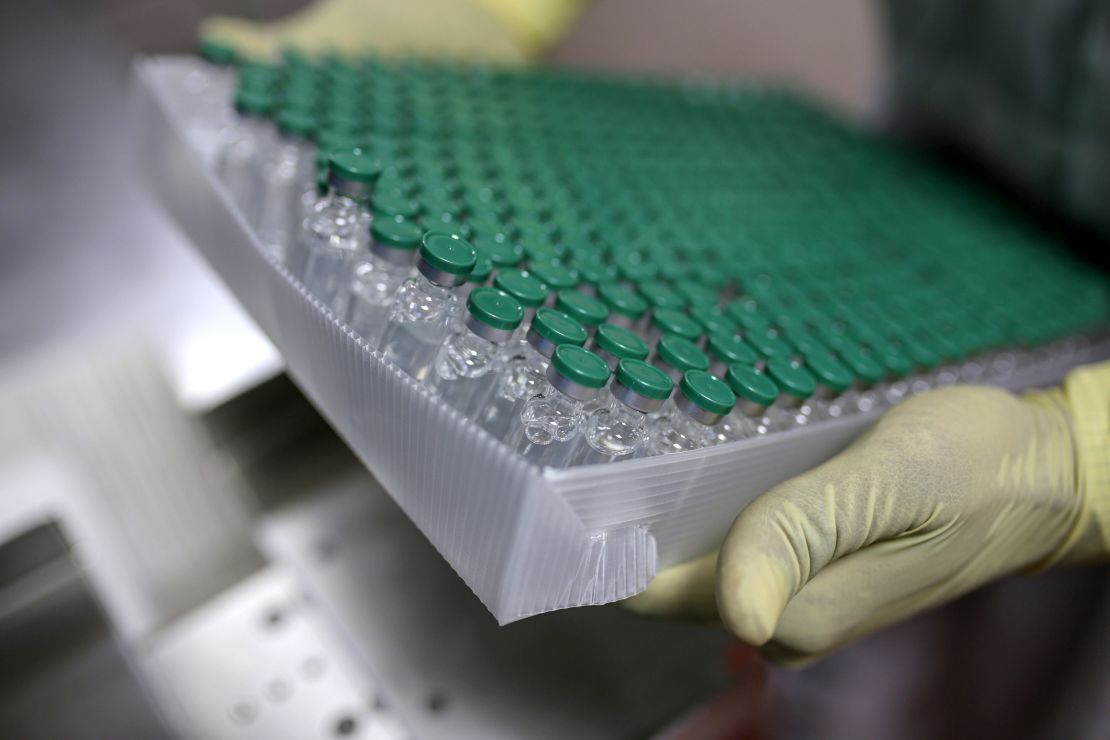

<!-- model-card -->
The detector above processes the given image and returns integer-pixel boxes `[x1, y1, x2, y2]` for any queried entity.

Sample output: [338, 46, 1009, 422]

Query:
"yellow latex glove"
[198, 0, 588, 64]
[629, 360, 1110, 663]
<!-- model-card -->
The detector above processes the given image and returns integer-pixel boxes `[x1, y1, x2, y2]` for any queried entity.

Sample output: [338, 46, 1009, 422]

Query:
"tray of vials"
[132, 50, 1110, 623]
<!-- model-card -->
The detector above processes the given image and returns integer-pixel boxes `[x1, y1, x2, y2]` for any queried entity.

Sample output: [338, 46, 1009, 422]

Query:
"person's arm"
[629, 361, 1110, 663]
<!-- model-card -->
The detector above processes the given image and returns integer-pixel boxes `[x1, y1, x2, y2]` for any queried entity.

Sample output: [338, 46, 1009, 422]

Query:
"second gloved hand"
[628, 363, 1109, 662]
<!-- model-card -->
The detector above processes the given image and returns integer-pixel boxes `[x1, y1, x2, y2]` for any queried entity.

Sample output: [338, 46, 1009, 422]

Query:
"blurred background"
[1, 1, 1108, 738]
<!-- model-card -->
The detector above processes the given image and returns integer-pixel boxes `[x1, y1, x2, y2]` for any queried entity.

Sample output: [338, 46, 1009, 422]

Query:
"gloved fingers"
[715, 396, 960, 647]
[198, 0, 527, 63]
[763, 490, 1069, 660]
[622, 551, 719, 622]
[766, 529, 963, 659]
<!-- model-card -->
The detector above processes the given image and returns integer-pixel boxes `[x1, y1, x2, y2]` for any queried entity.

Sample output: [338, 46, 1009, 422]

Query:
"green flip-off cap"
[372, 189, 420, 219]
[197, 37, 237, 65]
[467, 287, 524, 331]
[593, 324, 649, 361]
[919, 330, 963, 363]
[787, 333, 830, 359]
[614, 254, 658, 283]
[555, 289, 608, 327]
[899, 336, 941, 371]
[746, 329, 794, 360]
[472, 235, 524, 267]
[528, 260, 579, 291]
[691, 262, 730, 290]
[234, 88, 273, 117]
[707, 331, 758, 365]
[688, 304, 735, 336]
[419, 232, 476, 276]
[616, 359, 673, 400]
[726, 364, 779, 407]
[598, 284, 648, 321]
[519, 238, 564, 265]
[651, 308, 702, 342]
[370, 218, 423, 249]
[468, 255, 492, 284]
[765, 357, 817, 400]
[680, 370, 736, 416]
[329, 150, 382, 184]
[638, 281, 685, 312]
[551, 345, 610, 389]
[656, 335, 710, 373]
[734, 310, 773, 336]
[276, 108, 316, 138]
[493, 269, 548, 308]
[875, 342, 915, 378]
[837, 344, 886, 385]
[804, 352, 854, 393]
[574, 260, 619, 288]
[531, 308, 588, 346]
[674, 280, 719, 308]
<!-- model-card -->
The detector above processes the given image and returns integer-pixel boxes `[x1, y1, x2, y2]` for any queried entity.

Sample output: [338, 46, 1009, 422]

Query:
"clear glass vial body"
[380, 272, 462, 380]
[300, 191, 371, 313]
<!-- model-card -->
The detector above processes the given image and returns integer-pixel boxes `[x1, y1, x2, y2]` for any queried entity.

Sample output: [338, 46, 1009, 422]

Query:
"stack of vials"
[197, 42, 1109, 468]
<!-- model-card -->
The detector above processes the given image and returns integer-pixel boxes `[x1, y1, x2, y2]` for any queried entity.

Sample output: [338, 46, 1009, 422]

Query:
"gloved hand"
[198, 0, 587, 64]
[628, 361, 1110, 663]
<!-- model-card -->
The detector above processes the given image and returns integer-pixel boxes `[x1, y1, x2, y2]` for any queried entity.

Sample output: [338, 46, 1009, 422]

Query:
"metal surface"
[259, 469, 733, 740]
[142, 567, 412, 740]
[0, 523, 172, 740]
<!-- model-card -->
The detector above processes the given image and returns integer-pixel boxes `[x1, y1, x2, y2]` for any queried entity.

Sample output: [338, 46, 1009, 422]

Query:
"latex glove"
[628, 361, 1110, 663]
[198, 0, 587, 64]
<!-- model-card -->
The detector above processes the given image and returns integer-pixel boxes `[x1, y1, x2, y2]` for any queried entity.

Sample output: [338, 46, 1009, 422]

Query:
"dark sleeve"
[881, 0, 1110, 237]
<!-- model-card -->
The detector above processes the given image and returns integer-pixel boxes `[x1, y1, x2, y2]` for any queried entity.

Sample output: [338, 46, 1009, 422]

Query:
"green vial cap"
[656, 335, 710, 373]
[419, 233, 476, 276]
[370, 218, 423, 249]
[493, 269, 548, 308]
[467, 287, 524, 331]
[674, 280, 719, 309]
[555, 289, 608, 328]
[472, 235, 525, 268]
[574, 260, 619, 289]
[598, 284, 649, 321]
[747, 329, 794, 360]
[276, 109, 316, 138]
[468, 255, 493, 284]
[726, 364, 779, 407]
[329, 150, 383, 184]
[616, 359, 673, 401]
[638, 281, 685, 312]
[531, 308, 588, 347]
[614, 254, 658, 283]
[233, 89, 273, 117]
[651, 308, 702, 342]
[876, 343, 914, 378]
[519, 239, 564, 266]
[707, 332, 758, 366]
[764, 357, 817, 400]
[838, 344, 885, 385]
[899, 337, 941, 371]
[680, 370, 736, 416]
[593, 323, 649, 361]
[372, 189, 420, 220]
[805, 352, 854, 393]
[197, 37, 237, 66]
[788, 333, 829, 359]
[688, 304, 735, 336]
[551, 345, 611, 389]
[528, 260, 579, 292]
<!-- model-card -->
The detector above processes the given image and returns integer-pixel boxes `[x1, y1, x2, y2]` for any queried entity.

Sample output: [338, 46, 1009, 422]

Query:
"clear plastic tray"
[132, 57, 1110, 623]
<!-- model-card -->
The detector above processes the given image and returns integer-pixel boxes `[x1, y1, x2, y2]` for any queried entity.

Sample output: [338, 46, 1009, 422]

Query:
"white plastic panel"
[132, 56, 1110, 623]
